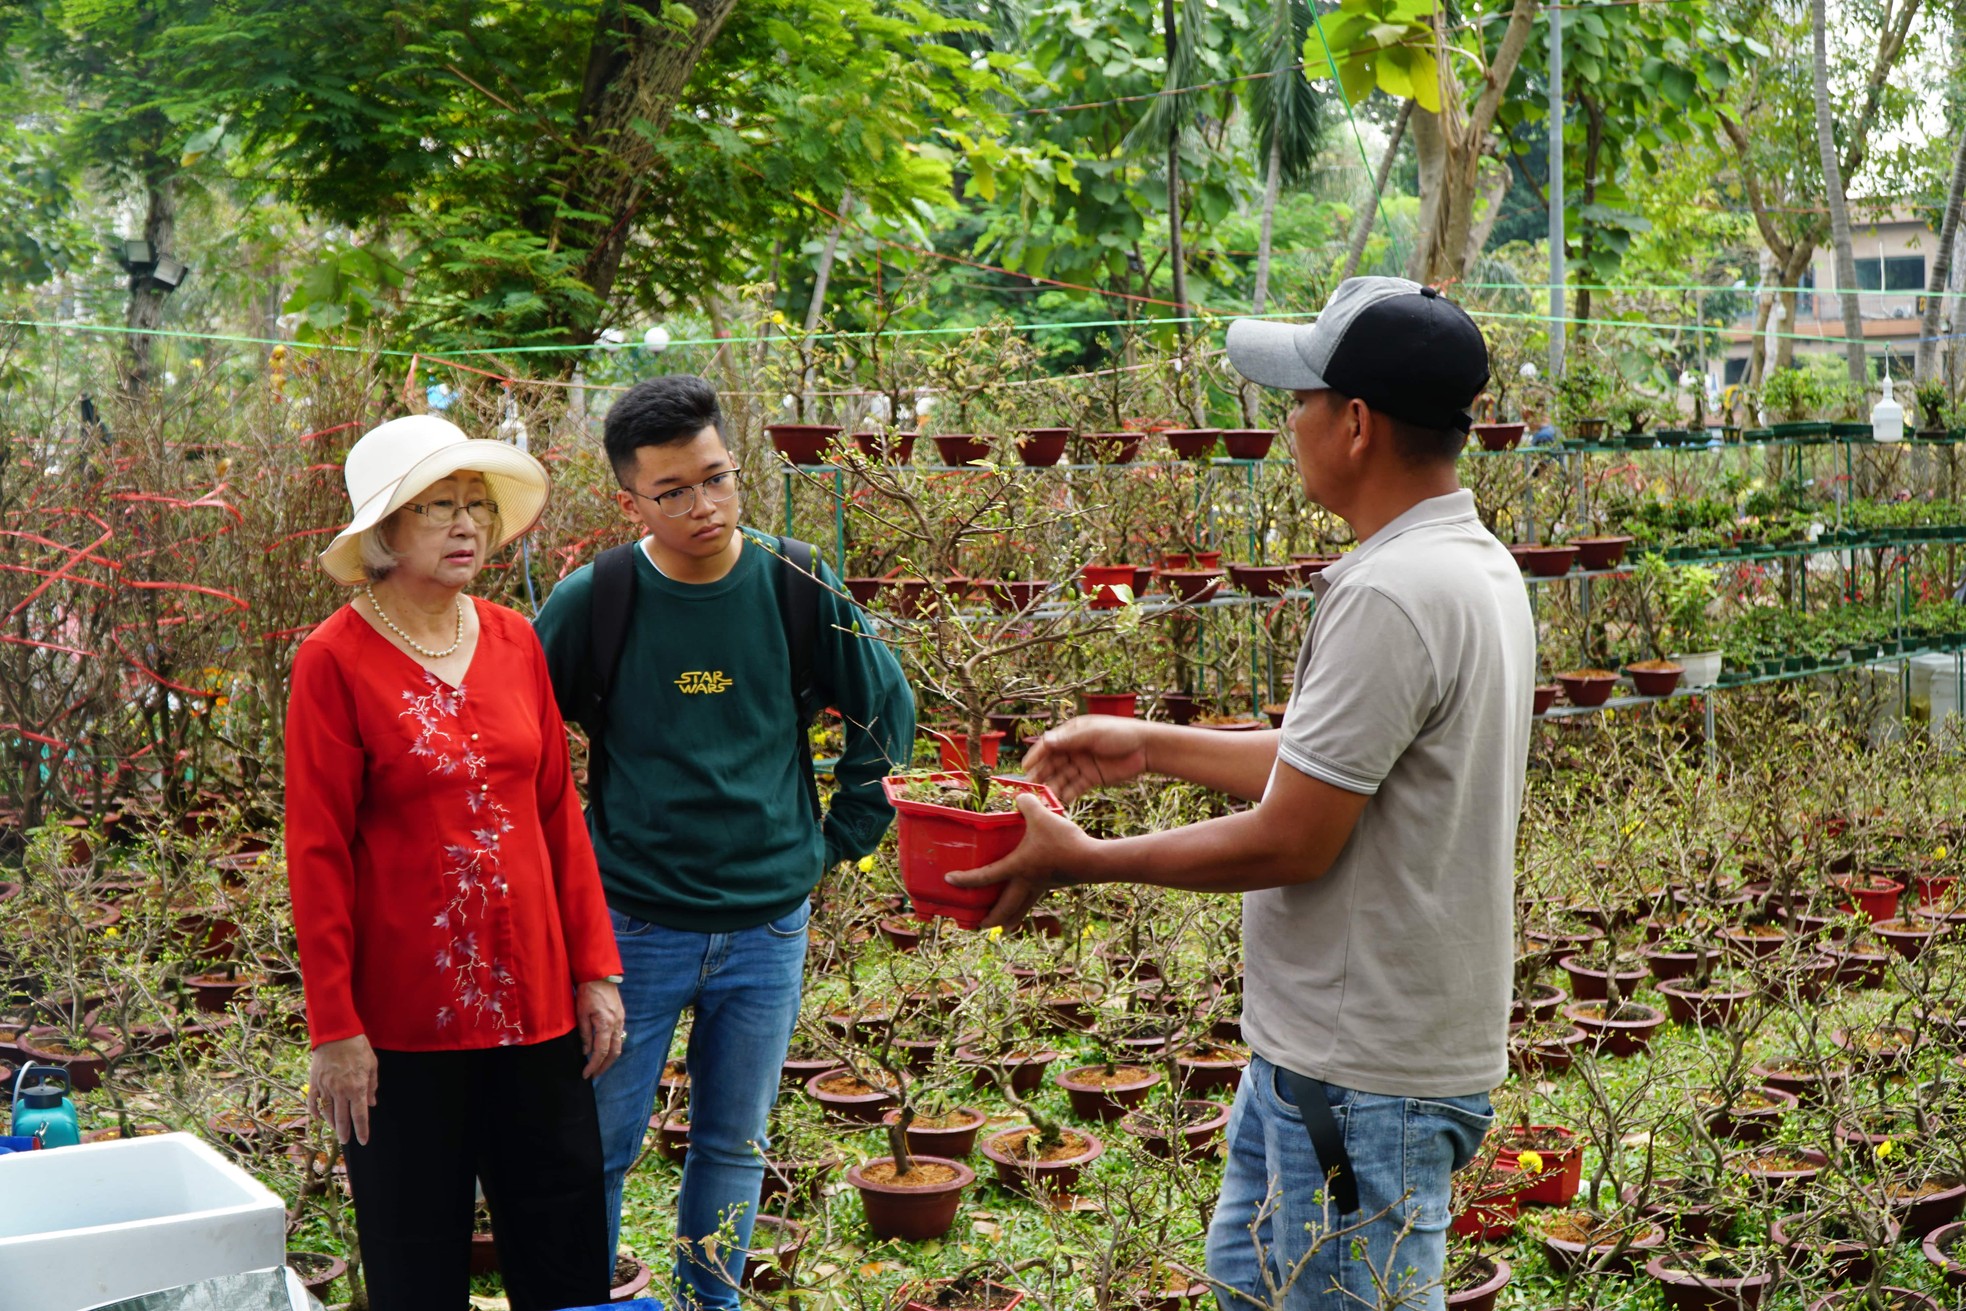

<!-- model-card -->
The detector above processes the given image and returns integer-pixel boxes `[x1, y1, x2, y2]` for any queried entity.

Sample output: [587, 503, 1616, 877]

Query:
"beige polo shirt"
[1244, 489, 1535, 1097]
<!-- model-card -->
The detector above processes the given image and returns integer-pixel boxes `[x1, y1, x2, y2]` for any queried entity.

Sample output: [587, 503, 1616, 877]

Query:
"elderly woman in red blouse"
[286, 414, 624, 1311]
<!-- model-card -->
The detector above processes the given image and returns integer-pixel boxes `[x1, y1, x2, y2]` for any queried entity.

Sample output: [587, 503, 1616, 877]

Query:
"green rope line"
[1305, 5, 1396, 235]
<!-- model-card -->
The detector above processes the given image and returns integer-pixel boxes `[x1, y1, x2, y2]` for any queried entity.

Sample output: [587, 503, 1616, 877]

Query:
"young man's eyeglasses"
[629, 468, 744, 518]
[405, 498, 499, 527]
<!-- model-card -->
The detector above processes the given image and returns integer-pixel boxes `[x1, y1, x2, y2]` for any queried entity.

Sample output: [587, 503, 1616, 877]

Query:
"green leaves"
[1302, 0, 1440, 112]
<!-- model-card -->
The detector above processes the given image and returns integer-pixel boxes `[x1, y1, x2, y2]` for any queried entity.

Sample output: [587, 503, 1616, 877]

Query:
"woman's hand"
[577, 979, 626, 1079]
[308, 1034, 379, 1146]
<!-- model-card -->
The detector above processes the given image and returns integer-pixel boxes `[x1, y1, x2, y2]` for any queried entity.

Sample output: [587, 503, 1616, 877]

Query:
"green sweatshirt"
[534, 528, 915, 932]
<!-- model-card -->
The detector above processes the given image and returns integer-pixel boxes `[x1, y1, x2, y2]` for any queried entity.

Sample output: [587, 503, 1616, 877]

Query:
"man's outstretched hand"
[944, 794, 1097, 929]
[1022, 715, 1150, 803]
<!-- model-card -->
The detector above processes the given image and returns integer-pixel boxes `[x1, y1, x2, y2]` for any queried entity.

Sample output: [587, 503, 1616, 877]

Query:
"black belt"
[1274, 1065, 1359, 1216]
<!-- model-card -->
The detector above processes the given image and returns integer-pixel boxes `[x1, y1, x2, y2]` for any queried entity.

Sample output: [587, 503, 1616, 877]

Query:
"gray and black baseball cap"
[1225, 276, 1490, 433]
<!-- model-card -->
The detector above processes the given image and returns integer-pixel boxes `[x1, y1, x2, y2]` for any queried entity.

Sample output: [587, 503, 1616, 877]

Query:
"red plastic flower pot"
[1473, 422, 1526, 451]
[881, 774, 1066, 929]
[1015, 428, 1070, 466]
[1452, 1192, 1521, 1241]
[1626, 661, 1685, 697]
[1515, 544, 1580, 577]
[1533, 684, 1560, 715]
[1493, 1125, 1583, 1206]
[881, 1106, 988, 1159]
[933, 434, 995, 465]
[845, 577, 886, 607]
[1837, 875, 1906, 923]
[929, 730, 1005, 772]
[1163, 428, 1221, 460]
[984, 579, 1051, 613]
[1556, 670, 1620, 707]
[1221, 429, 1276, 459]
[1160, 570, 1223, 603]
[1084, 692, 1138, 718]
[1080, 563, 1138, 608]
[766, 424, 843, 465]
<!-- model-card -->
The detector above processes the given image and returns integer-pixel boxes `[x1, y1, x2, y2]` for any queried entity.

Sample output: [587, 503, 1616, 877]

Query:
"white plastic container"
[0, 1132, 286, 1310]
[1911, 652, 1965, 738]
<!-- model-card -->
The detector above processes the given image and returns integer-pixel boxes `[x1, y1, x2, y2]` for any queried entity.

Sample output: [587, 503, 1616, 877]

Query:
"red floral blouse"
[285, 598, 620, 1051]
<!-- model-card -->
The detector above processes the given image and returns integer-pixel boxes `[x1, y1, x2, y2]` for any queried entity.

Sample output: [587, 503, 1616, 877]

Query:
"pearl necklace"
[364, 585, 465, 659]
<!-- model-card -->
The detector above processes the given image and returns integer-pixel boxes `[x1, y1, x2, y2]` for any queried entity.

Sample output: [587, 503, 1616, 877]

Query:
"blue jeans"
[595, 901, 809, 1309]
[1204, 1055, 1492, 1311]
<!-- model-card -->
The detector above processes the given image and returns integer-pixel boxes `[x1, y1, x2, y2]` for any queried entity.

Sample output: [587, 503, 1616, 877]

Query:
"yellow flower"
[1515, 1150, 1545, 1175]
[102, 926, 120, 939]
[987, 926, 1003, 941]
[1875, 1139, 1896, 1161]
[1080, 924, 1094, 940]
[301, 1081, 309, 1097]
[1935, 846, 1950, 861]
[856, 855, 875, 873]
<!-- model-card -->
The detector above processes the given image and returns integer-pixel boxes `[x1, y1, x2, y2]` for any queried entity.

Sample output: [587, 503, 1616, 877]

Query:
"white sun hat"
[318, 414, 550, 585]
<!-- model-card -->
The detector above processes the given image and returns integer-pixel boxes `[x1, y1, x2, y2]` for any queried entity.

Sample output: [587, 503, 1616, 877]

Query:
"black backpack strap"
[584, 542, 640, 739]
[776, 535, 825, 823]
[1274, 1064, 1360, 1215]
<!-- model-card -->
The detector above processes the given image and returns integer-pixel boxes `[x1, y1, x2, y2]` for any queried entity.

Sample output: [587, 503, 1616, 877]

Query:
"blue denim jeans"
[595, 901, 809, 1309]
[1204, 1055, 1492, 1311]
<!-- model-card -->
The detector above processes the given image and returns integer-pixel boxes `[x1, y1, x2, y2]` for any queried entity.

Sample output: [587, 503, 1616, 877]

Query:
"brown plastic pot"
[933, 434, 995, 465]
[1445, 1254, 1512, 1311]
[1626, 660, 1685, 697]
[957, 1045, 1059, 1095]
[1572, 535, 1635, 570]
[1057, 1063, 1161, 1121]
[1174, 1041, 1248, 1095]
[1656, 977, 1756, 1028]
[1220, 430, 1276, 460]
[1562, 1000, 1667, 1057]
[881, 1106, 987, 1159]
[980, 1125, 1105, 1194]
[898, 1278, 1028, 1310]
[852, 431, 918, 463]
[1886, 1175, 1966, 1239]
[742, 1213, 806, 1292]
[805, 1067, 899, 1123]
[846, 1155, 974, 1241]
[1556, 669, 1620, 707]
[1015, 428, 1070, 466]
[1472, 422, 1526, 451]
[1514, 543, 1580, 577]
[1644, 1250, 1778, 1310]
[1161, 570, 1223, 603]
[1226, 563, 1293, 597]
[1118, 1098, 1229, 1160]
[1082, 432, 1145, 463]
[1923, 1220, 1966, 1287]
[1540, 1215, 1667, 1273]
[766, 424, 842, 465]
[758, 1157, 840, 1211]
[1702, 1086, 1797, 1144]
[1163, 428, 1220, 460]
[1734, 1145, 1829, 1196]
[1770, 1209, 1898, 1286]
[1533, 684, 1561, 715]
[1558, 952, 1649, 1002]
[17, 1027, 124, 1093]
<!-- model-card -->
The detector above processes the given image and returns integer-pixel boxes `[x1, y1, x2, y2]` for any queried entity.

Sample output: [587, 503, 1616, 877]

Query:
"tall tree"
[1242, 0, 1329, 313]
[1916, 129, 1966, 384]
[1812, 0, 1868, 382]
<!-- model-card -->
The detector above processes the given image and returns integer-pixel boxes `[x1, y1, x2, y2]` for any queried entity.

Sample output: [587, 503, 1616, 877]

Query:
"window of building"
[1856, 255, 1925, 292]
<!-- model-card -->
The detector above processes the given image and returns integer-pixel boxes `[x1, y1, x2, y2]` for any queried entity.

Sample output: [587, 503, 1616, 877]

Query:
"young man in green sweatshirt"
[534, 375, 914, 1307]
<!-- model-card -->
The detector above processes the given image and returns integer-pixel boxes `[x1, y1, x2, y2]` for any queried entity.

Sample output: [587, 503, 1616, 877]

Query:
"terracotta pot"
[1015, 428, 1070, 466]
[1702, 1086, 1797, 1144]
[1734, 1145, 1829, 1195]
[1572, 535, 1635, 570]
[286, 1252, 347, 1299]
[846, 1155, 973, 1241]
[845, 576, 886, 607]
[1082, 432, 1145, 463]
[898, 1278, 1028, 1310]
[1057, 1063, 1161, 1121]
[979, 1125, 1105, 1194]
[1644, 1250, 1779, 1310]
[1220, 430, 1276, 460]
[1085, 692, 1139, 718]
[1163, 428, 1220, 460]
[1562, 1000, 1667, 1057]
[1642, 944, 1719, 982]
[1226, 563, 1293, 597]
[1117, 1098, 1229, 1160]
[881, 1106, 987, 1159]
[804, 1067, 899, 1123]
[1534, 684, 1561, 715]
[766, 423, 843, 465]
[1472, 422, 1525, 451]
[17, 1027, 123, 1093]
[1886, 1175, 1966, 1239]
[933, 434, 995, 465]
[1174, 1042, 1248, 1096]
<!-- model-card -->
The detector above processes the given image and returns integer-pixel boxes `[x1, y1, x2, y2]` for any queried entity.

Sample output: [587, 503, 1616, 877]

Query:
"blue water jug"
[11, 1063, 80, 1147]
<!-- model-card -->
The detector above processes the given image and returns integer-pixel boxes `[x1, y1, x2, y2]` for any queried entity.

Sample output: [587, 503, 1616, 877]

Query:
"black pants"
[343, 1030, 608, 1311]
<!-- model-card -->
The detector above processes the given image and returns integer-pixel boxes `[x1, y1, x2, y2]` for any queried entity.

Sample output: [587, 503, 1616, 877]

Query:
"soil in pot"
[980, 1125, 1105, 1193]
[805, 1067, 900, 1123]
[1734, 1145, 1829, 1194]
[286, 1251, 346, 1298]
[1644, 1248, 1779, 1310]
[1559, 951, 1650, 1001]
[847, 1156, 974, 1241]
[1540, 1210, 1667, 1273]
[1698, 1085, 1797, 1144]
[1885, 1175, 1966, 1238]
[1117, 1098, 1229, 1159]
[1057, 1063, 1161, 1121]
[1562, 1000, 1667, 1056]
[1174, 1040, 1248, 1095]
[1444, 1254, 1511, 1311]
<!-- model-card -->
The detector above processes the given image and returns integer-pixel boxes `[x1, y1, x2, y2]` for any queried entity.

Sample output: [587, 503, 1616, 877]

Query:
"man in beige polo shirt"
[950, 277, 1536, 1310]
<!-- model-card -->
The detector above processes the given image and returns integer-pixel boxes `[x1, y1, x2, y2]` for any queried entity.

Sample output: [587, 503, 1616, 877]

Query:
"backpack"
[581, 534, 828, 821]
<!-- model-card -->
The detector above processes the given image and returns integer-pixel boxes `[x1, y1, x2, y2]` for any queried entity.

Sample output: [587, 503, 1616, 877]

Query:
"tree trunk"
[1917, 129, 1966, 383]
[123, 175, 176, 394]
[1252, 134, 1283, 315]
[804, 188, 854, 332]
[557, 0, 739, 341]
[1571, 95, 1605, 343]
[1339, 100, 1412, 283]
[1812, 0, 1868, 382]
[1162, 0, 1189, 325]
